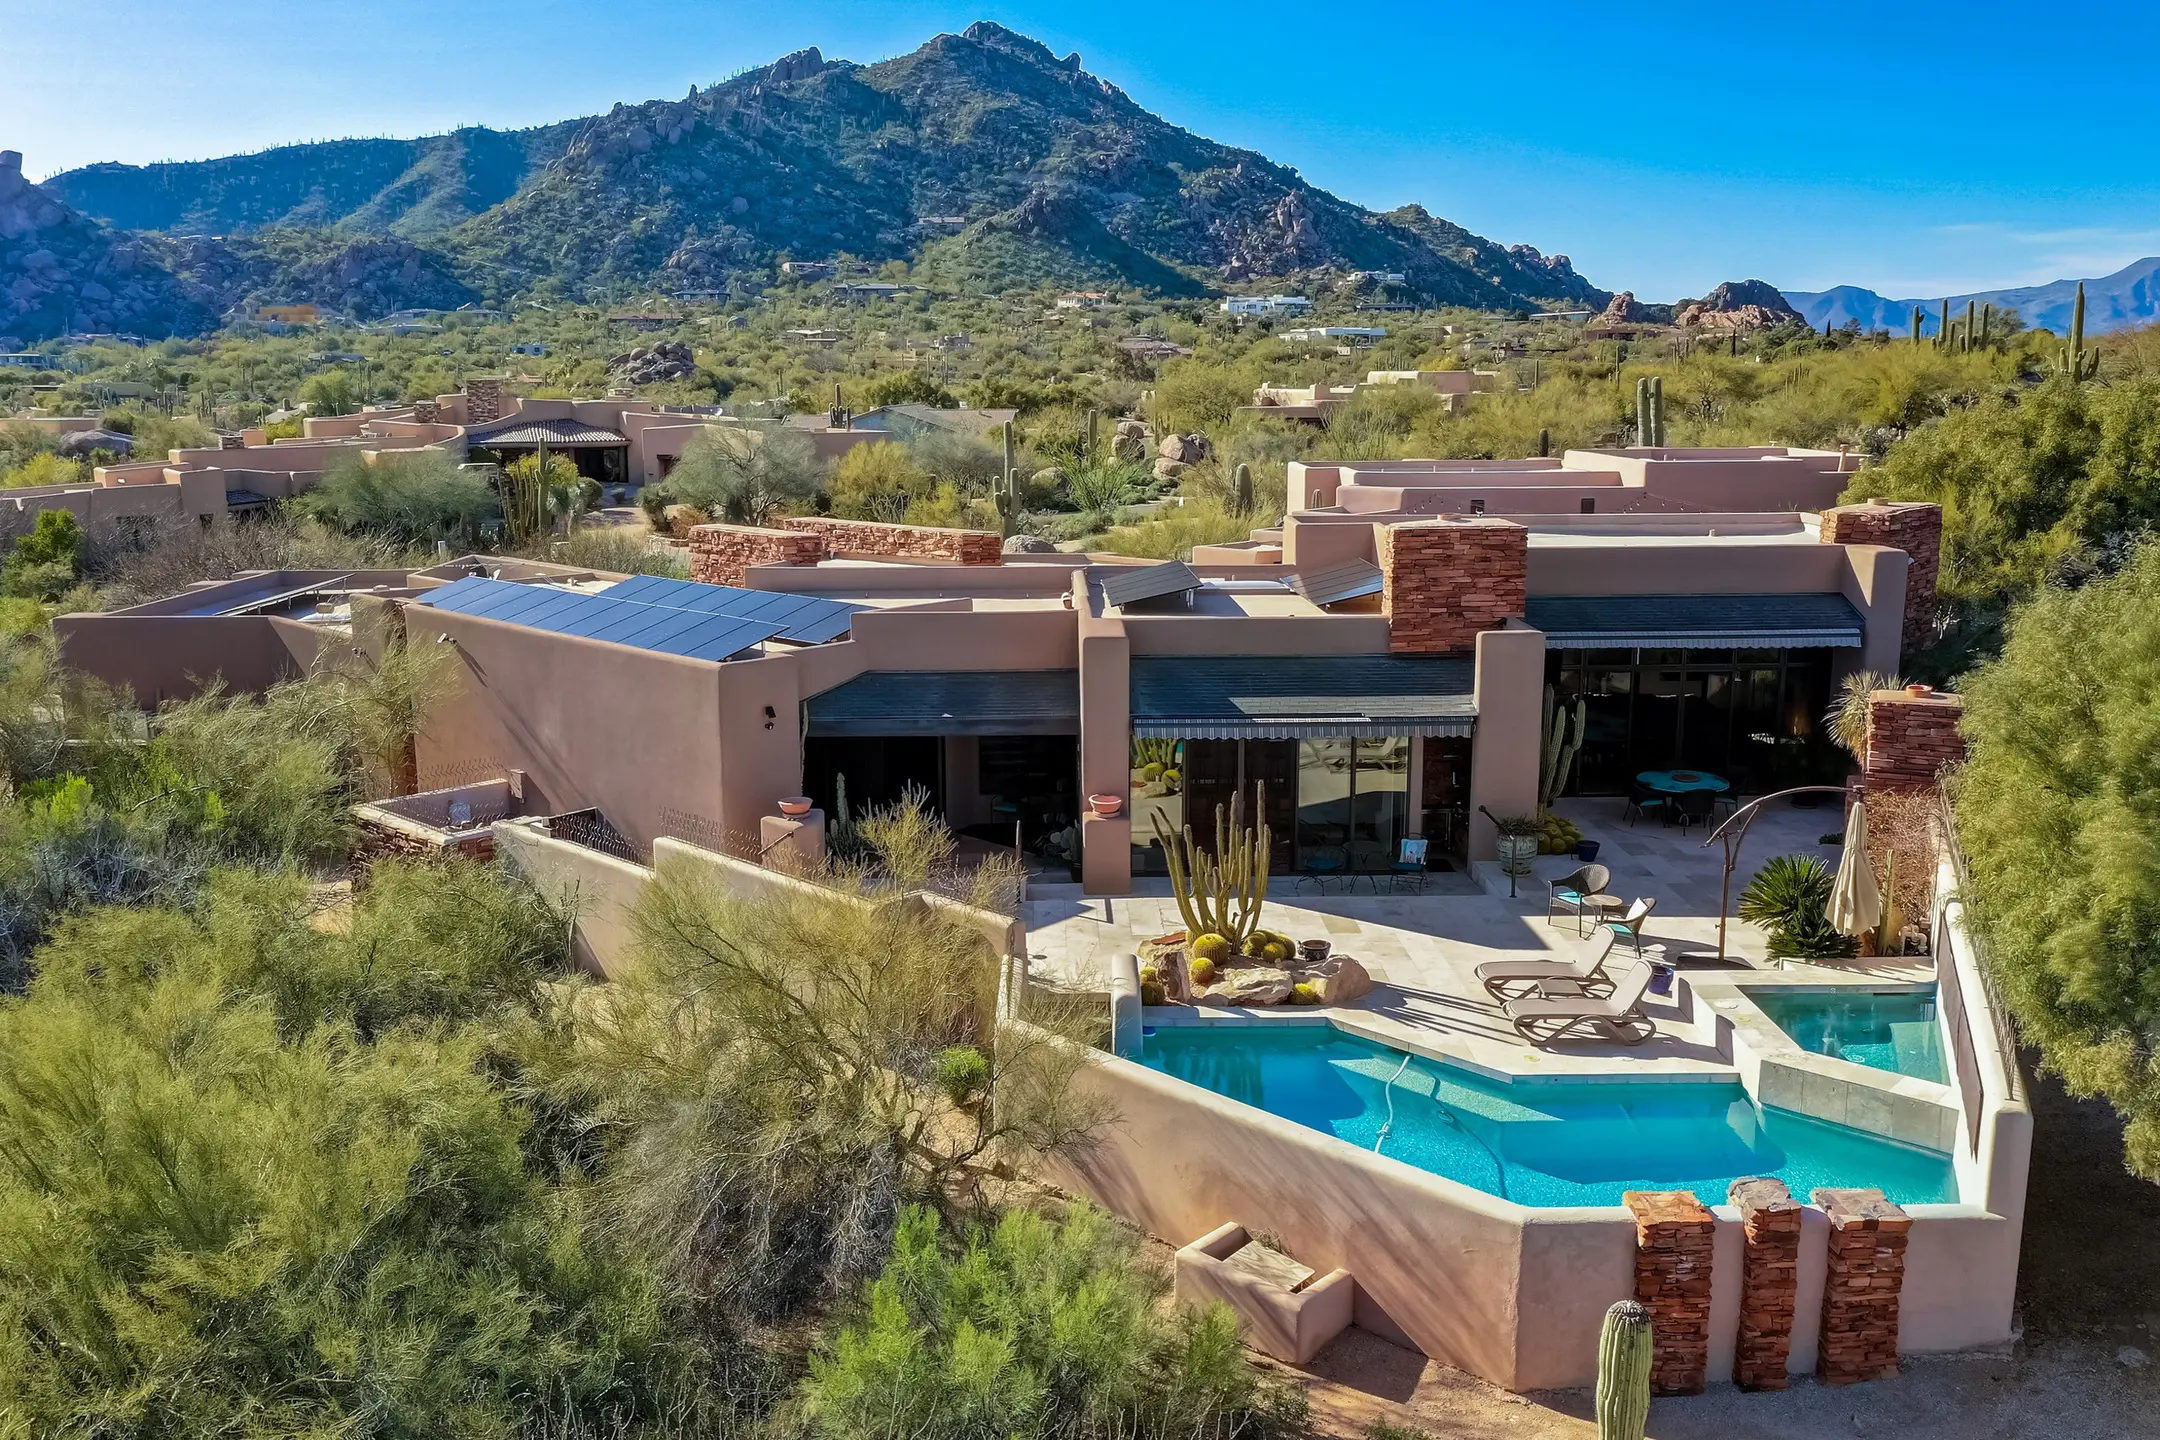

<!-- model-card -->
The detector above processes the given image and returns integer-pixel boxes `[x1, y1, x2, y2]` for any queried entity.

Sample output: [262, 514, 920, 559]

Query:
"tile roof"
[464, 417, 628, 446]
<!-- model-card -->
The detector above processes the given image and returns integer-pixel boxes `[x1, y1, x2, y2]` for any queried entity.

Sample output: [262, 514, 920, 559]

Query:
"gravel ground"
[1273, 1064, 2160, 1439]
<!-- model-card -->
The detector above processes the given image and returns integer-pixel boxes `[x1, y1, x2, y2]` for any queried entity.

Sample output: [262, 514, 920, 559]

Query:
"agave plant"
[1738, 853, 1857, 960]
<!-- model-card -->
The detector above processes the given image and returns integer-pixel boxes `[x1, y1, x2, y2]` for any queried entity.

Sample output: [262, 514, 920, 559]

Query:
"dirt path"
[1272, 1065, 2160, 1439]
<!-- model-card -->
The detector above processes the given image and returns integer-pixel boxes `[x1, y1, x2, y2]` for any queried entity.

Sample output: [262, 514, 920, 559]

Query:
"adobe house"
[55, 490, 1940, 900]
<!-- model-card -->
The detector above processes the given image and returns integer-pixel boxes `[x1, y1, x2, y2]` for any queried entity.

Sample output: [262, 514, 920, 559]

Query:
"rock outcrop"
[609, 339, 698, 386]
[1675, 279, 1804, 331]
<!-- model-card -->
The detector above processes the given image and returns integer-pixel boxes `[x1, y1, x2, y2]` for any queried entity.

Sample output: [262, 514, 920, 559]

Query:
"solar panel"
[599, 575, 865, 645]
[415, 578, 784, 661]
[1291, 559, 1385, 608]
[1098, 560, 1201, 611]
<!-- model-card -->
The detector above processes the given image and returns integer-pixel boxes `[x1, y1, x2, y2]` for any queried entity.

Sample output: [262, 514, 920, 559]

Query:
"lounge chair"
[1476, 931, 1617, 1000]
[1546, 862, 1613, 934]
[1505, 959, 1658, 1045]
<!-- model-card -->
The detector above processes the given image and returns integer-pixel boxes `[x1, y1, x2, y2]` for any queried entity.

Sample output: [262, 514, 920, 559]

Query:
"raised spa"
[1747, 986, 1947, 1083]
[1138, 1023, 1957, 1208]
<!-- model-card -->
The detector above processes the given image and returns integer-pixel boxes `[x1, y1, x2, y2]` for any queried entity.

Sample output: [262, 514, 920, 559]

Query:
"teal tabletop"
[1637, 769, 1730, 793]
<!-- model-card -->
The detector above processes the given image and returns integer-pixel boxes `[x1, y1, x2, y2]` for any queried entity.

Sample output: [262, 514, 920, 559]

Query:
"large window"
[1133, 736, 1406, 874]
[1548, 648, 1840, 795]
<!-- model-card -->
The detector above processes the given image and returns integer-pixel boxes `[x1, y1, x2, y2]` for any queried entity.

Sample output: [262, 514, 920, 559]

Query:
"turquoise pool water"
[1137, 1024, 1957, 1208]
[1750, 988, 1946, 1083]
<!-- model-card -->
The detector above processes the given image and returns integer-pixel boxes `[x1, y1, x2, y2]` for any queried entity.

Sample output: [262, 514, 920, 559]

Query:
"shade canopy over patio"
[1525, 593, 1864, 649]
[1130, 655, 1476, 739]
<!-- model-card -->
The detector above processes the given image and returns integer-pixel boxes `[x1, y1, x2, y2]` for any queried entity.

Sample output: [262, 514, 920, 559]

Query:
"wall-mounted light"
[763, 704, 776, 730]
[435, 633, 456, 645]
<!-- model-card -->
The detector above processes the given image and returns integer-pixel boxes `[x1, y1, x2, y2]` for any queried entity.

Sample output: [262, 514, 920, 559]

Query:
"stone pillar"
[1862, 687, 1964, 793]
[1379, 516, 1527, 654]
[1623, 1190, 1716, 1395]
[464, 377, 504, 424]
[410, 399, 440, 425]
[1813, 1188, 1911, 1385]
[1819, 499, 1941, 660]
[1729, 1177, 1802, 1390]
[219, 432, 246, 450]
[688, 522, 829, 587]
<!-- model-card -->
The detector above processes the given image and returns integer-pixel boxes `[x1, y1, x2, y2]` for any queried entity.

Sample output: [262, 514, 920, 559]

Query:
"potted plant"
[1088, 793, 1124, 818]
[1482, 809, 1543, 898]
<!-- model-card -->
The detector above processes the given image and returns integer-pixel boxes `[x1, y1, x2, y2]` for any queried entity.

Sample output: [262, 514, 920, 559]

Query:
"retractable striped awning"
[1524, 593, 1866, 649]
[1130, 655, 1476, 739]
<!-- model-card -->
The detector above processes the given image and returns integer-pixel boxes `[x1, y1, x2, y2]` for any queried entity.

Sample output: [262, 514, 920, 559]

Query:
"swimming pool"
[1137, 1023, 1958, 1208]
[1748, 988, 1946, 1083]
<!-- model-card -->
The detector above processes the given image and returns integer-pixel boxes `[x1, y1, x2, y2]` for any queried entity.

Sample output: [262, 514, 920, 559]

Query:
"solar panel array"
[415, 576, 785, 661]
[1291, 559, 1385, 608]
[599, 574, 865, 645]
[1099, 560, 1201, 611]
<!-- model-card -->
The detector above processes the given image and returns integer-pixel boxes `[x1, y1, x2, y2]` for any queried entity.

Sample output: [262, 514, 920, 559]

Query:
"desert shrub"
[908, 425, 1005, 491]
[544, 524, 690, 577]
[1956, 540, 2160, 1178]
[82, 510, 413, 608]
[1738, 853, 1857, 960]
[1063, 458, 1151, 514]
[297, 449, 499, 544]
[0, 452, 82, 489]
[1, 509, 84, 599]
[1095, 497, 1254, 560]
[648, 426, 820, 526]
[829, 441, 936, 523]
[862, 370, 960, 409]
[800, 1203, 1304, 1440]
[297, 366, 361, 417]
[1153, 360, 1252, 434]
[0, 866, 684, 1435]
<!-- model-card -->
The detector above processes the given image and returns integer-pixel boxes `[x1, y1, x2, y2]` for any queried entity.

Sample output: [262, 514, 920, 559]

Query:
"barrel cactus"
[1596, 1300, 1653, 1440]
[1192, 933, 1232, 965]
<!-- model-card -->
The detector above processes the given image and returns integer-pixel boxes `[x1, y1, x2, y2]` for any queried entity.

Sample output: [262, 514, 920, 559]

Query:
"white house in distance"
[1222, 295, 1313, 318]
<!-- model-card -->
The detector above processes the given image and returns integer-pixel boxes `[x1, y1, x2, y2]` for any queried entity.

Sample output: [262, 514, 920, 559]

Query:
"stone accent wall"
[779, 515, 1002, 565]
[352, 814, 496, 864]
[1819, 499, 1942, 659]
[1379, 516, 1527, 654]
[1730, 1177, 1802, 1390]
[410, 399, 440, 425]
[1863, 688, 1965, 792]
[464, 378, 505, 424]
[1624, 1190, 1716, 1395]
[219, 433, 246, 450]
[687, 522, 828, 587]
[1813, 1188, 1912, 1385]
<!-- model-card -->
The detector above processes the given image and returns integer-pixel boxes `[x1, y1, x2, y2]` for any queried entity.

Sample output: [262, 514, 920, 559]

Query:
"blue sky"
[5, 0, 2157, 300]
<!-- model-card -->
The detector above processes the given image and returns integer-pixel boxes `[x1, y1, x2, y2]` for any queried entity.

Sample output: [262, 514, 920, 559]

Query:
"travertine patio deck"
[1023, 795, 1928, 1083]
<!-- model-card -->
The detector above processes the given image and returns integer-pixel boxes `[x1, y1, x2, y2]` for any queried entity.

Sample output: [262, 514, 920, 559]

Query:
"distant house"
[0, 353, 55, 370]
[610, 313, 684, 331]
[508, 343, 549, 357]
[781, 261, 837, 279]
[1282, 326, 1387, 345]
[830, 404, 1018, 441]
[255, 304, 320, 326]
[1056, 291, 1109, 309]
[785, 328, 846, 347]
[832, 283, 914, 302]
[1221, 295, 1312, 318]
[1115, 336, 1192, 362]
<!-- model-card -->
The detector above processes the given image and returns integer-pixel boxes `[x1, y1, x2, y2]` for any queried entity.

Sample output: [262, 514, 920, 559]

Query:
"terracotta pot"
[1905, 683, 1932, 697]
[1088, 793, 1124, 818]
[777, 797, 813, 817]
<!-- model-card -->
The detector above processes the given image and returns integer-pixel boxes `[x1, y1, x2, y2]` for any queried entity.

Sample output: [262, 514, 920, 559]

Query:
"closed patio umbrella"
[1827, 800, 1882, 942]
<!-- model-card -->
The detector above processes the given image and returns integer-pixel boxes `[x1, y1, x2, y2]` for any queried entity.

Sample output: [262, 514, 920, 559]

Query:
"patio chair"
[1605, 896, 1657, 955]
[1387, 836, 1429, 894]
[1673, 788, 1716, 832]
[1545, 862, 1614, 933]
[1505, 959, 1658, 1045]
[1623, 780, 1666, 827]
[1476, 930, 1617, 1000]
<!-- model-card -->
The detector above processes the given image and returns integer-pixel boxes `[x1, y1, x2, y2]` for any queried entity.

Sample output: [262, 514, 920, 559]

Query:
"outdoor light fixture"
[435, 633, 456, 645]
[763, 704, 776, 730]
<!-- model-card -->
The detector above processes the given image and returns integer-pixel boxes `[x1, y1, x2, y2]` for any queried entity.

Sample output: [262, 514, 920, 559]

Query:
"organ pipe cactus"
[1539, 684, 1587, 810]
[1596, 1300, 1654, 1440]
[1152, 782, 1271, 953]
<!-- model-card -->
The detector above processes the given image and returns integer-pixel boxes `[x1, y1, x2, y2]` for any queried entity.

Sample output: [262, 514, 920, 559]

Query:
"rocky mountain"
[18, 22, 1607, 335]
[0, 149, 210, 344]
[1786, 258, 2160, 336]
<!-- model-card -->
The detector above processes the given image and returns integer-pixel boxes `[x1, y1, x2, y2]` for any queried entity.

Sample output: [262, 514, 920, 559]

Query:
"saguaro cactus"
[1910, 305, 1925, 345]
[1152, 782, 1271, 953]
[2059, 282, 2098, 380]
[1540, 684, 1587, 810]
[994, 421, 1022, 536]
[1231, 462, 1255, 516]
[1596, 1300, 1654, 1440]
[1537, 427, 1551, 458]
[1634, 376, 1650, 445]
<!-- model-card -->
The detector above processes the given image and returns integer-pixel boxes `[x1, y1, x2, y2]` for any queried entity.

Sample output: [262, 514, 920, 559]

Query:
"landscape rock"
[1158, 432, 1211, 464]
[1111, 432, 1146, 461]
[1313, 953, 1372, 1004]
[610, 339, 698, 386]
[1202, 967, 1293, 1006]
[1002, 534, 1056, 554]
[1153, 457, 1187, 480]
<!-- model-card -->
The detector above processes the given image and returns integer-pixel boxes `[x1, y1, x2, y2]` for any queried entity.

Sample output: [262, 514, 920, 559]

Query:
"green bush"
[297, 449, 498, 544]
[1738, 853, 1858, 959]
[649, 425, 821, 526]
[801, 1204, 1305, 1440]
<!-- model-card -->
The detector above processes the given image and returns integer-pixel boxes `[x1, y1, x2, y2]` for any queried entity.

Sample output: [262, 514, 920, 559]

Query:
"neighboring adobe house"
[55, 493, 1938, 899]
[779, 403, 1022, 461]
[1243, 369, 1491, 423]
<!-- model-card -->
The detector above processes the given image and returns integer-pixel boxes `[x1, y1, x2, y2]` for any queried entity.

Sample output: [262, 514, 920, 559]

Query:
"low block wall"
[687, 523, 828, 586]
[780, 515, 1002, 565]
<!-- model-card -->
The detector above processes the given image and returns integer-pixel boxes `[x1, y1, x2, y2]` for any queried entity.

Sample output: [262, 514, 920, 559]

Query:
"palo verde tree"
[1956, 538, 2160, 1179]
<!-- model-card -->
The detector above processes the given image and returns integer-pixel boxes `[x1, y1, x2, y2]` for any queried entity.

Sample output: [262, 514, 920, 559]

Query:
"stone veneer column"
[1379, 516, 1527, 654]
[464, 377, 505, 424]
[1729, 1177, 1802, 1390]
[1623, 1190, 1716, 1395]
[1819, 499, 1941, 659]
[688, 523, 829, 587]
[1812, 1188, 1911, 1384]
[1862, 687, 1965, 792]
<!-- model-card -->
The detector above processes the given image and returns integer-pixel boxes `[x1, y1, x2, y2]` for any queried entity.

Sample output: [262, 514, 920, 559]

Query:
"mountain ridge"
[11, 22, 1607, 337]
[1786, 257, 2160, 336]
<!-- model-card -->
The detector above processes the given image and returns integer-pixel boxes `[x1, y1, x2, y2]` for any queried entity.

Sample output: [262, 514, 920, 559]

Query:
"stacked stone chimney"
[1819, 500, 1941, 660]
[464, 377, 504, 425]
[1863, 687, 1964, 792]
[1379, 516, 1527, 654]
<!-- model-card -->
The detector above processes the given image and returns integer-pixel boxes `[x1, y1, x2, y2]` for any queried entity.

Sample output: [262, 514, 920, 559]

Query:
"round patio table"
[1636, 769, 1730, 794]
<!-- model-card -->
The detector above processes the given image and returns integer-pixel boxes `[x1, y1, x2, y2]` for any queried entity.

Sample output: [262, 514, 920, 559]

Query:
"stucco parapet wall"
[778, 516, 1003, 565]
